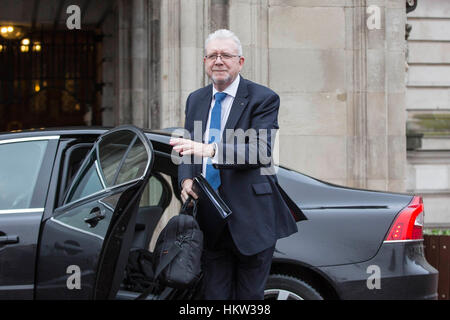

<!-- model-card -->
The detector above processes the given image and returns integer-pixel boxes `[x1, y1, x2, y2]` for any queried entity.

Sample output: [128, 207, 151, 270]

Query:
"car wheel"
[264, 274, 324, 300]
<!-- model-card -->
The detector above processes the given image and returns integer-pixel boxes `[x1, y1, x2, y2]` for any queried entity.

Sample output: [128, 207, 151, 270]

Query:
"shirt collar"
[212, 74, 240, 99]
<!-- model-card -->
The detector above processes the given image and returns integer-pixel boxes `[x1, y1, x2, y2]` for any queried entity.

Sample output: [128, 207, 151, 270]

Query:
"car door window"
[115, 138, 147, 186]
[98, 130, 134, 186]
[65, 130, 150, 205]
[66, 150, 105, 203]
[0, 140, 48, 210]
[140, 175, 164, 207]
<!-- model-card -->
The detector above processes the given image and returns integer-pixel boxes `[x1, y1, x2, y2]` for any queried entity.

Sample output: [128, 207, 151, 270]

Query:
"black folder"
[192, 175, 232, 248]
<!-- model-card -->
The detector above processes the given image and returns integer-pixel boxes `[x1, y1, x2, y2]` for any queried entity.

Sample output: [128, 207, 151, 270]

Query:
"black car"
[0, 126, 438, 300]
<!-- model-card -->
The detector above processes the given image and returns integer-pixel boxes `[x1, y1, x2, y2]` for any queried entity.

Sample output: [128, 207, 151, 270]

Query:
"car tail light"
[385, 196, 424, 241]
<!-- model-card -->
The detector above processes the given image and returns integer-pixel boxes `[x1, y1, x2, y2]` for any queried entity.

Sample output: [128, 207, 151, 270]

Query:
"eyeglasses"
[204, 53, 241, 61]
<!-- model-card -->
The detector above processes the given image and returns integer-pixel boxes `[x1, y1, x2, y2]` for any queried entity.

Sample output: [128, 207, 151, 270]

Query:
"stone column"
[116, 0, 153, 128]
[117, 0, 132, 125]
[160, 0, 213, 128]
[148, 0, 161, 129]
[346, 0, 406, 192]
[100, 5, 117, 127]
[180, 0, 212, 116]
[347, 1, 369, 190]
[159, 0, 181, 128]
[229, 0, 269, 86]
[130, 0, 149, 128]
[210, 0, 229, 31]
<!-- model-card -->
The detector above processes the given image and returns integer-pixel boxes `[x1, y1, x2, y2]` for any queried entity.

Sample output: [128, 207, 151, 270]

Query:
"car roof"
[0, 126, 180, 141]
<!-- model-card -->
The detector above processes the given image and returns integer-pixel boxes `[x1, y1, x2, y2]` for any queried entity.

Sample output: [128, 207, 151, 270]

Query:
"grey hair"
[205, 29, 243, 56]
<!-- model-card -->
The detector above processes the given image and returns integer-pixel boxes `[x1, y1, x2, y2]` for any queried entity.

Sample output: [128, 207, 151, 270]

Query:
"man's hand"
[170, 138, 215, 158]
[181, 178, 198, 204]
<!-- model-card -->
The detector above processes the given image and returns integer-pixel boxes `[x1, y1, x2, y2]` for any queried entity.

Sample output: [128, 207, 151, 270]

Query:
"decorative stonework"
[348, 0, 370, 189]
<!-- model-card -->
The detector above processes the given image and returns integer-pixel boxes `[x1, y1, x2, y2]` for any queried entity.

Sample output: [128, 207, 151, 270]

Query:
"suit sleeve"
[177, 94, 195, 189]
[213, 92, 280, 170]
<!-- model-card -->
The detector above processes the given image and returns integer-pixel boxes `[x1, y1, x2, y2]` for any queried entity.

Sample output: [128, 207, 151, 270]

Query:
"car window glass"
[0, 140, 48, 210]
[67, 155, 104, 203]
[65, 129, 150, 205]
[66, 151, 104, 203]
[140, 175, 164, 207]
[98, 130, 135, 187]
[115, 138, 148, 186]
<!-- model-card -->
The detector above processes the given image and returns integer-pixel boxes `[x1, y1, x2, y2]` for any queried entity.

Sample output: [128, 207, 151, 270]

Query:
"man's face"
[204, 38, 244, 90]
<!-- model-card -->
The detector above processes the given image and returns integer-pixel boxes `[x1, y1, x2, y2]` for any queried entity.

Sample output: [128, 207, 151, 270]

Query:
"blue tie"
[205, 92, 227, 190]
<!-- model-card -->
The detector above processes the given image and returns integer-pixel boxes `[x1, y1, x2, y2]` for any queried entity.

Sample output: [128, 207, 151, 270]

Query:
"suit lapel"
[223, 77, 249, 136]
[195, 85, 212, 142]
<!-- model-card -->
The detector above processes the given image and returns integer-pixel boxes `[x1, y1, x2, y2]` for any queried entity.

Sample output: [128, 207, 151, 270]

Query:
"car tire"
[264, 274, 324, 300]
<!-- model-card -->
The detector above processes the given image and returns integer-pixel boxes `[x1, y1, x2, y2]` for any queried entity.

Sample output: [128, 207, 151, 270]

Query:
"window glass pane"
[98, 130, 135, 187]
[65, 129, 149, 205]
[115, 139, 148, 186]
[139, 176, 163, 207]
[67, 153, 103, 203]
[0, 140, 48, 209]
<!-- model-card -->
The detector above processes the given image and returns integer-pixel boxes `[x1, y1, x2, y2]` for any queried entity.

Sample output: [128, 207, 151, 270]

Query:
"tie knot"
[215, 92, 227, 103]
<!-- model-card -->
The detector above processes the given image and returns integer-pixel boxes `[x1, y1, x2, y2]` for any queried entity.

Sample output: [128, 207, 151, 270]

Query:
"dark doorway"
[0, 29, 102, 132]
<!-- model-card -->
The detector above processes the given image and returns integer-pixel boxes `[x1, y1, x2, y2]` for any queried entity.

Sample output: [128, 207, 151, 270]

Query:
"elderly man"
[170, 29, 298, 300]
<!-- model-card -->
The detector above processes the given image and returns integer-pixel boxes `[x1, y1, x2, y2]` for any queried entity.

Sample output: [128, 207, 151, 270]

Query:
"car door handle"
[55, 241, 82, 254]
[84, 207, 106, 228]
[0, 235, 19, 245]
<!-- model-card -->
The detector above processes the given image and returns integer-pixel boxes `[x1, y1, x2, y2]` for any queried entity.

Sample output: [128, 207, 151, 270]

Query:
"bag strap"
[191, 198, 198, 218]
[154, 242, 182, 280]
[180, 196, 197, 218]
[135, 242, 182, 300]
[180, 195, 192, 212]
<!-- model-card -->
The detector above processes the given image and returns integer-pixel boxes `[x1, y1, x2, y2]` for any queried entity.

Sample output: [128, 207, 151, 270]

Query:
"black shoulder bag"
[136, 196, 203, 300]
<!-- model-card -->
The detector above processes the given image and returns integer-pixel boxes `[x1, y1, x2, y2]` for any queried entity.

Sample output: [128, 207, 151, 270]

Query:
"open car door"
[35, 126, 153, 299]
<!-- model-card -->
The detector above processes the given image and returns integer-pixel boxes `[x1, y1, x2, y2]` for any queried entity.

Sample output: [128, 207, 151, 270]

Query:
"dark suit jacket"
[178, 76, 299, 256]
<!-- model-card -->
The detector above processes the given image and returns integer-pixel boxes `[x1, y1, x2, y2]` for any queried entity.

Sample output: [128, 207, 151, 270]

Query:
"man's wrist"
[208, 143, 216, 158]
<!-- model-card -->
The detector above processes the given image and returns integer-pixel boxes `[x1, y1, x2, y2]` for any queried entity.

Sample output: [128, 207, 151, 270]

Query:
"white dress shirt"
[202, 74, 241, 176]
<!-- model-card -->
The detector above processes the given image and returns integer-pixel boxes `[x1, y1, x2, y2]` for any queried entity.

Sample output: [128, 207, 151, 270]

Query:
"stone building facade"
[1, 0, 422, 231]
